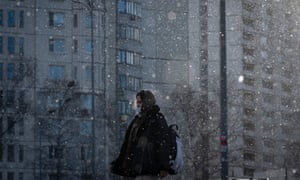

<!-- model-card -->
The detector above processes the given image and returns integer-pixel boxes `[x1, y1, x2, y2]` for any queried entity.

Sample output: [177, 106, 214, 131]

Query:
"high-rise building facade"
[0, 0, 115, 179]
[0, 0, 299, 180]
[205, 0, 300, 179]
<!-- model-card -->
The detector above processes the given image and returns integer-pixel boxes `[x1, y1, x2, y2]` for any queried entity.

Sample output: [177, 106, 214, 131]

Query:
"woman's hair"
[136, 90, 156, 109]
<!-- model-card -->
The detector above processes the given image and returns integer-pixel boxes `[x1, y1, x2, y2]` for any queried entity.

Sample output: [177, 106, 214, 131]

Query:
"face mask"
[135, 107, 141, 114]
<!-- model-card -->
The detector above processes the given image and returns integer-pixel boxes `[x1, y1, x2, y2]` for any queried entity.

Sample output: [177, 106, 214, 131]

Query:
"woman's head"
[136, 90, 156, 111]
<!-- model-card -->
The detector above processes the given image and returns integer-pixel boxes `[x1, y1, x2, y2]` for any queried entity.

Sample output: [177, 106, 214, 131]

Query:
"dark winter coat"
[111, 105, 170, 178]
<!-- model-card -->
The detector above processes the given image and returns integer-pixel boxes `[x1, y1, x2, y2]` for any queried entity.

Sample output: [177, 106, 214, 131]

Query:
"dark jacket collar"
[139, 105, 160, 117]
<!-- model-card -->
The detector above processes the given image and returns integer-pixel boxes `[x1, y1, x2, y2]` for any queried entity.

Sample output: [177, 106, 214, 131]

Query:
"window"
[80, 121, 92, 135]
[48, 65, 65, 80]
[49, 12, 64, 27]
[19, 37, 24, 55]
[244, 167, 255, 176]
[262, 124, 273, 134]
[243, 47, 255, 56]
[0, 117, 2, 136]
[0, 63, 3, 80]
[81, 94, 92, 110]
[47, 93, 63, 108]
[7, 116, 15, 135]
[283, 68, 292, 78]
[244, 107, 255, 116]
[262, 79, 273, 89]
[127, 76, 141, 91]
[118, 74, 127, 89]
[263, 94, 274, 104]
[49, 38, 65, 53]
[49, 174, 68, 180]
[263, 139, 274, 148]
[0, 36, 3, 54]
[281, 126, 291, 135]
[0, 90, 2, 108]
[242, 1, 255, 12]
[18, 173, 23, 180]
[243, 76, 254, 86]
[7, 172, 14, 180]
[263, 65, 273, 74]
[80, 95, 92, 110]
[80, 146, 86, 160]
[8, 37, 15, 54]
[0, 142, 2, 161]
[18, 91, 25, 106]
[281, 97, 293, 107]
[126, 1, 141, 17]
[19, 10, 24, 28]
[73, 14, 78, 28]
[49, 145, 64, 159]
[117, 50, 141, 65]
[7, 10, 15, 27]
[242, 16, 255, 27]
[74, 66, 77, 80]
[19, 145, 24, 162]
[119, 25, 141, 41]
[118, 50, 126, 63]
[0, 10, 3, 26]
[282, 113, 293, 121]
[265, 111, 274, 118]
[18, 117, 24, 135]
[243, 31, 254, 41]
[243, 121, 255, 131]
[85, 40, 92, 53]
[243, 61, 254, 71]
[243, 92, 255, 102]
[85, 14, 92, 28]
[118, 0, 126, 13]
[7, 90, 15, 108]
[118, 100, 132, 115]
[19, 63, 25, 81]
[7, 63, 15, 80]
[244, 136, 255, 147]
[49, 119, 64, 135]
[117, 75, 141, 90]
[282, 83, 292, 93]
[73, 39, 78, 53]
[263, 154, 274, 163]
[80, 145, 91, 160]
[118, 0, 141, 17]
[85, 66, 92, 81]
[244, 152, 255, 161]
[7, 145, 15, 162]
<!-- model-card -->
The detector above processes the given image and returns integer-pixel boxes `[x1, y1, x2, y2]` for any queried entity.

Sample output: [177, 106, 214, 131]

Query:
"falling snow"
[0, 0, 299, 180]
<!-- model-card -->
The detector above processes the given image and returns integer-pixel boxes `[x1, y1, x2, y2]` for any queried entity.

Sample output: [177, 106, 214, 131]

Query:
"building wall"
[0, 0, 114, 179]
[141, 0, 189, 102]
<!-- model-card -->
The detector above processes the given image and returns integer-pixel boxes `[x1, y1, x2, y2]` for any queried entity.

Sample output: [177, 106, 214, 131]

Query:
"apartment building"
[0, 0, 116, 179]
[206, 0, 300, 179]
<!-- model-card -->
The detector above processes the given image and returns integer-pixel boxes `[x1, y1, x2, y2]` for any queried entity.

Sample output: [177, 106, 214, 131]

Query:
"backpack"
[168, 124, 183, 175]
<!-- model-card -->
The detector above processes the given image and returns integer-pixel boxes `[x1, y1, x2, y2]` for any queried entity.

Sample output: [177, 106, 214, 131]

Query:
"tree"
[0, 59, 34, 138]
[168, 84, 218, 180]
[0, 58, 35, 179]
[168, 84, 243, 180]
[283, 110, 300, 177]
[34, 80, 96, 180]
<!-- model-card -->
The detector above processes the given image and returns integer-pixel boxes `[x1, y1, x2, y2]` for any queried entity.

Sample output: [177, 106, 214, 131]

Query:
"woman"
[110, 90, 170, 180]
